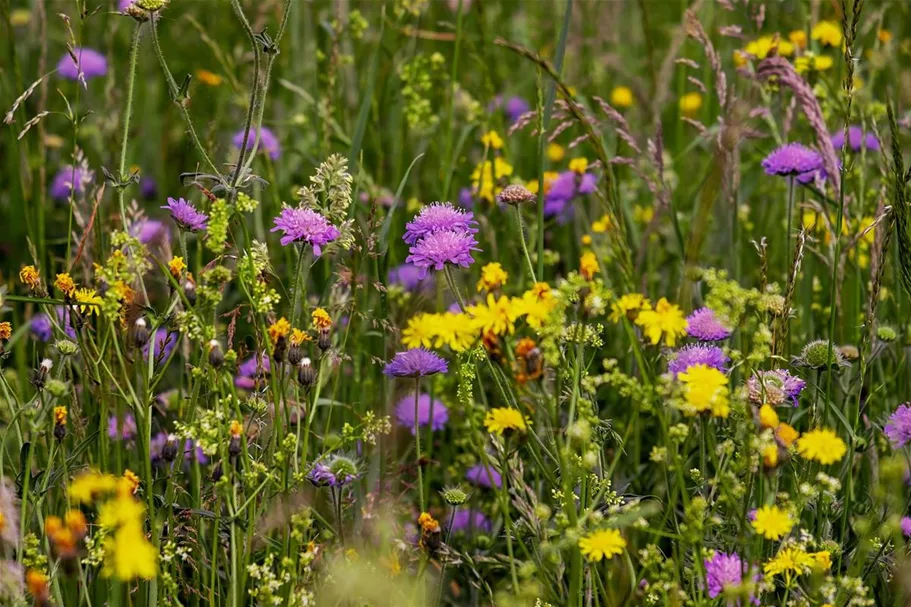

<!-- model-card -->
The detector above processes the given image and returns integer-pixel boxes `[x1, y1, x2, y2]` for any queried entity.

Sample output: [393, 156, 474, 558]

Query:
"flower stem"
[515, 205, 537, 283]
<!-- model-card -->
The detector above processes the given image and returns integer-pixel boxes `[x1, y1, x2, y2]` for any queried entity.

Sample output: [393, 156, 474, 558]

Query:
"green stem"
[515, 205, 537, 283]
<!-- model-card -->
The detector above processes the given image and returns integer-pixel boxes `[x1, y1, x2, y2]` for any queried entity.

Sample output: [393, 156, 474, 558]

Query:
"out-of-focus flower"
[30, 314, 52, 342]
[667, 344, 729, 376]
[796, 428, 846, 464]
[195, 69, 223, 86]
[734, 35, 795, 66]
[471, 157, 514, 202]
[686, 307, 732, 341]
[232, 126, 281, 160]
[465, 463, 501, 489]
[50, 166, 92, 201]
[107, 414, 137, 442]
[271, 207, 340, 255]
[751, 505, 794, 540]
[449, 510, 491, 533]
[788, 30, 807, 49]
[489, 95, 530, 124]
[383, 348, 448, 377]
[395, 392, 449, 434]
[885, 403, 911, 448]
[578, 529, 626, 562]
[901, 517, 911, 537]
[547, 143, 565, 162]
[483, 407, 528, 435]
[477, 262, 508, 292]
[679, 92, 703, 116]
[143, 328, 177, 363]
[794, 53, 834, 73]
[610, 86, 634, 108]
[812, 20, 842, 47]
[704, 552, 749, 600]
[162, 197, 208, 232]
[480, 130, 504, 150]
[831, 125, 879, 152]
[388, 262, 433, 292]
[579, 252, 599, 281]
[57, 47, 107, 80]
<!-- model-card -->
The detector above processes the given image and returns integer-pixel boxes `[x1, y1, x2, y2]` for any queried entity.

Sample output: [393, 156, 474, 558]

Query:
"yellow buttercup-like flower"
[477, 262, 508, 293]
[568, 157, 589, 175]
[484, 407, 529, 435]
[751, 505, 794, 541]
[609, 293, 650, 323]
[679, 92, 703, 116]
[635, 297, 688, 347]
[678, 364, 729, 418]
[812, 20, 842, 47]
[610, 86, 634, 109]
[795, 428, 847, 465]
[578, 528, 626, 562]
[468, 294, 518, 336]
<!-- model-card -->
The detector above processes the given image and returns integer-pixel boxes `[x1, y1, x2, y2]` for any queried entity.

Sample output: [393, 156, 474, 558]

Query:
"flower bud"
[208, 339, 224, 368]
[133, 317, 150, 348]
[183, 280, 197, 306]
[317, 327, 331, 351]
[298, 357, 316, 388]
[287, 343, 303, 366]
[162, 434, 179, 462]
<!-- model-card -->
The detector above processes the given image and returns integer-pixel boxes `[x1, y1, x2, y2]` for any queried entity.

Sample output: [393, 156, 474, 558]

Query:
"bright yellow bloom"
[788, 30, 807, 49]
[610, 86, 634, 108]
[402, 313, 437, 349]
[468, 294, 518, 336]
[55, 273, 77, 297]
[812, 20, 843, 47]
[513, 288, 556, 329]
[312, 307, 332, 330]
[229, 419, 243, 439]
[98, 494, 145, 529]
[477, 262, 508, 292]
[471, 157, 514, 202]
[794, 53, 834, 73]
[74, 288, 103, 315]
[69, 471, 119, 505]
[268, 317, 291, 344]
[763, 545, 815, 578]
[568, 157, 589, 175]
[434, 312, 477, 352]
[195, 68, 223, 86]
[591, 214, 611, 233]
[878, 29, 892, 43]
[678, 364, 729, 418]
[112, 281, 134, 305]
[481, 130, 504, 150]
[547, 143, 565, 162]
[579, 252, 599, 281]
[752, 505, 794, 540]
[762, 444, 779, 468]
[734, 35, 795, 67]
[679, 92, 703, 115]
[635, 297, 688, 346]
[121, 470, 140, 495]
[776, 423, 800, 447]
[290, 328, 311, 346]
[581, 234, 592, 246]
[19, 265, 40, 290]
[578, 528, 626, 562]
[103, 522, 158, 580]
[484, 407, 529, 435]
[0, 322, 11, 341]
[758, 404, 779, 429]
[810, 551, 831, 571]
[796, 428, 846, 465]
[168, 256, 186, 278]
[610, 293, 650, 323]
[53, 406, 67, 426]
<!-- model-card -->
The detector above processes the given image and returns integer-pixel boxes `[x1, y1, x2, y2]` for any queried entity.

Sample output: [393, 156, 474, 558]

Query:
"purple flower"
[150, 432, 208, 465]
[143, 328, 178, 363]
[56, 307, 77, 340]
[235, 352, 271, 389]
[132, 219, 170, 246]
[388, 263, 433, 292]
[578, 173, 598, 194]
[50, 166, 92, 201]
[107, 414, 137, 442]
[458, 187, 475, 209]
[761, 143, 824, 182]
[449, 510, 492, 534]
[30, 314, 52, 342]
[383, 348, 448, 378]
[667, 344, 729, 377]
[489, 95, 530, 124]
[162, 197, 209, 232]
[885, 404, 911, 448]
[686, 308, 732, 341]
[403, 203, 478, 245]
[270, 207, 340, 255]
[902, 517, 911, 538]
[747, 369, 806, 407]
[140, 176, 158, 200]
[57, 47, 107, 81]
[465, 463, 501, 489]
[232, 126, 281, 161]
[119, 0, 134, 11]
[405, 230, 480, 278]
[831, 126, 879, 152]
[395, 392, 449, 434]
[704, 552, 745, 599]
[307, 456, 358, 487]
[543, 171, 598, 222]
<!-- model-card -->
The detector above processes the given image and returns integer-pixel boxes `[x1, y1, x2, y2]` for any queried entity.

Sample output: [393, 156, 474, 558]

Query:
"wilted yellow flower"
[19, 265, 41, 290]
[0, 322, 11, 341]
[55, 273, 77, 297]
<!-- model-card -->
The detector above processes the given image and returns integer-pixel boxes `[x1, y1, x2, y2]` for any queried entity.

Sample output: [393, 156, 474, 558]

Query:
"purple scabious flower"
[395, 392, 449, 434]
[30, 314, 52, 342]
[307, 455, 359, 487]
[143, 328, 178, 363]
[667, 344, 729, 377]
[902, 517, 911, 538]
[831, 126, 879, 152]
[465, 463, 502, 489]
[57, 47, 107, 81]
[107, 414, 137, 442]
[162, 197, 208, 232]
[449, 510, 492, 534]
[270, 207, 340, 255]
[132, 219, 170, 246]
[403, 203, 478, 245]
[232, 126, 281, 161]
[383, 348, 448, 378]
[686, 307, 732, 341]
[885, 404, 911, 448]
[119, 0, 134, 11]
[235, 353, 270, 389]
[704, 552, 744, 599]
[405, 229, 480, 278]
[761, 143, 823, 181]
[388, 263, 433, 292]
[747, 369, 806, 407]
[50, 166, 92, 201]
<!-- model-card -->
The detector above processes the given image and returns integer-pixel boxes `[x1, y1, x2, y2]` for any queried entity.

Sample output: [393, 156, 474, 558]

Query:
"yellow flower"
[102, 522, 158, 580]
[635, 297, 688, 347]
[776, 423, 800, 447]
[878, 29, 892, 43]
[433, 312, 477, 352]
[484, 407, 529, 435]
[581, 234, 592, 246]
[53, 406, 67, 426]
[481, 130, 504, 150]
[418, 512, 440, 533]
[752, 505, 794, 540]
[195, 68, 223, 86]
[758, 404, 779, 429]
[580, 252, 599, 281]
[610, 86, 634, 109]
[794, 53, 834, 74]
[809, 551, 831, 571]
[268, 317, 291, 344]
[609, 293, 650, 323]
[471, 158, 514, 202]
[290, 328, 311, 346]
[513, 287, 556, 329]
[19, 265, 41, 290]
[678, 364, 729, 418]
[168, 256, 186, 278]
[633, 205, 654, 224]
[229, 419, 243, 439]
[402, 313, 438, 349]
[55, 272, 77, 297]
[312, 307, 332, 330]
[547, 143, 565, 162]
[74, 288, 103, 315]
[789, 30, 808, 49]
[762, 444, 779, 468]
[98, 494, 145, 528]
[69, 471, 119, 505]
[477, 262, 508, 292]
[679, 92, 703, 115]
[121, 470, 140, 495]
[0, 322, 11, 341]
[591, 214, 612, 233]
[763, 545, 815, 578]
[796, 428, 846, 465]
[812, 20, 843, 47]
[578, 529, 626, 562]
[568, 157, 589, 175]
[468, 294, 518, 336]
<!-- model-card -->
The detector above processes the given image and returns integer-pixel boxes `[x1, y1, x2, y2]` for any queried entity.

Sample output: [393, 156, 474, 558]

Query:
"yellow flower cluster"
[471, 157, 514, 202]
[795, 428, 847, 465]
[764, 545, 831, 579]
[678, 364, 730, 418]
[477, 262, 508, 292]
[733, 35, 795, 67]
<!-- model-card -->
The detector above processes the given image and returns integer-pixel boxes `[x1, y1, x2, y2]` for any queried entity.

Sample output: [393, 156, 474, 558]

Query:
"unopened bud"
[298, 357, 316, 388]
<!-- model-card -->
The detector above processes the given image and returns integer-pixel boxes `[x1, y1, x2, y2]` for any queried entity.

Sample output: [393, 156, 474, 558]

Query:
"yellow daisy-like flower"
[734, 35, 795, 67]
[19, 265, 41, 290]
[609, 293, 650, 323]
[53, 406, 67, 426]
[635, 297, 688, 347]
[751, 505, 795, 541]
[758, 404, 780, 429]
[795, 428, 847, 465]
[679, 92, 703, 116]
[579, 252, 599, 280]
[168, 256, 186, 278]
[55, 272, 77, 297]
[811, 20, 843, 47]
[74, 288, 103, 315]
[547, 143, 565, 162]
[402, 313, 439, 349]
[481, 130, 504, 150]
[468, 294, 518, 336]
[268, 317, 291, 344]
[195, 68, 223, 86]
[471, 158, 514, 202]
[610, 86, 634, 109]
[0, 322, 11, 341]
[290, 328, 311, 346]
[102, 521, 158, 580]
[578, 528, 626, 562]
[433, 312, 477, 352]
[477, 262, 508, 293]
[678, 364, 729, 418]
[763, 545, 815, 578]
[568, 157, 589, 175]
[788, 30, 807, 49]
[794, 53, 834, 74]
[513, 288, 556, 330]
[591, 214, 612, 233]
[483, 407, 529, 435]
[312, 307, 332, 330]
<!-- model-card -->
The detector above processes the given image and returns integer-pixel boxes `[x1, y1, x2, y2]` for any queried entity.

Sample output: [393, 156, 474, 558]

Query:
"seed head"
[496, 184, 536, 205]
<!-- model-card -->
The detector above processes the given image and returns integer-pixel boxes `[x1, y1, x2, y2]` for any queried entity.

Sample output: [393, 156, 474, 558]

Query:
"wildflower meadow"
[2, 0, 911, 605]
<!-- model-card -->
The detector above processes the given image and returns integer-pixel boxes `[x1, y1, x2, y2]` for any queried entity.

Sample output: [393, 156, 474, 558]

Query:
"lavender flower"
[30, 314, 52, 342]
[57, 47, 107, 81]
[235, 353, 271, 390]
[270, 207, 340, 256]
[489, 95, 530, 123]
[747, 369, 806, 407]
[388, 263, 433, 292]
[162, 197, 208, 232]
[383, 349, 448, 378]
[143, 328, 178, 363]
[403, 203, 478, 245]
[107, 414, 137, 442]
[50, 166, 92, 201]
[232, 126, 281, 161]
[704, 552, 745, 599]
[902, 517, 911, 538]
[885, 403, 911, 448]
[140, 176, 158, 200]
[465, 463, 502, 489]
[457, 187, 475, 209]
[132, 219, 170, 246]
[56, 307, 77, 340]
[686, 307, 732, 341]
[831, 126, 879, 152]
[307, 455, 359, 487]
[449, 510, 492, 534]
[667, 344, 729, 377]
[395, 392, 449, 434]
[543, 171, 598, 222]
[405, 230, 480, 278]
[150, 432, 209, 465]
[761, 143, 824, 182]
